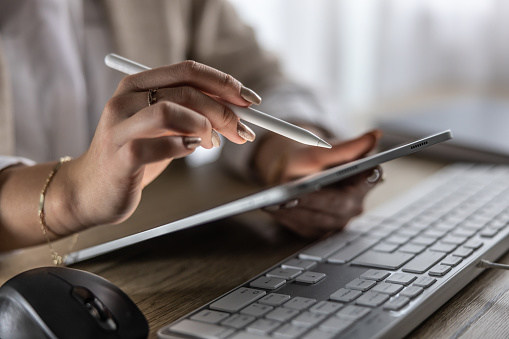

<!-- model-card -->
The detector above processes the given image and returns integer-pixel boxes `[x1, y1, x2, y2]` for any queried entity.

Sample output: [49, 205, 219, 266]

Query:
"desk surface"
[2, 157, 509, 338]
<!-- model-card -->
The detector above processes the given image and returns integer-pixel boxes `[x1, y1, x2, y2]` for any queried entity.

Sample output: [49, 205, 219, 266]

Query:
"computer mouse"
[0, 266, 148, 339]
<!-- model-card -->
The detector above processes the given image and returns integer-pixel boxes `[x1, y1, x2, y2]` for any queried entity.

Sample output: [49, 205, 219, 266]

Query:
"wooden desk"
[2, 157, 509, 338]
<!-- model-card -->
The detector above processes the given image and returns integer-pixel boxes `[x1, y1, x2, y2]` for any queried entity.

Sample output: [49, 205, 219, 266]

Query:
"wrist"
[43, 158, 84, 236]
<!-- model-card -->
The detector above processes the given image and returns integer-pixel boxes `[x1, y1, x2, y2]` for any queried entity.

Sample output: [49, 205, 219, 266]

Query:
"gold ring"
[148, 88, 158, 106]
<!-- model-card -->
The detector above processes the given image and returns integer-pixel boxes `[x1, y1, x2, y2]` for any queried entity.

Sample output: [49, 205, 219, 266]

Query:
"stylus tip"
[317, 139, 332, 149]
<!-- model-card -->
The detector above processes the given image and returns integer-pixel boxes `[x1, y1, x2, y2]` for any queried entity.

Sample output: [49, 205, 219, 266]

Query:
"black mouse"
[0, 266, 148, 339]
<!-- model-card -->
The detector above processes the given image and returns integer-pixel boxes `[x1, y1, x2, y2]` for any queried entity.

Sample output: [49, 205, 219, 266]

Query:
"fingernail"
[211, 130, 221, 148]
[368, 129, 383, 140]
[367, 168, 382, 184]
[183, 136, 202, 149]
[240, 86, 262, 105]
[282, 199, 299, 209]
[237, 121, 256, 142]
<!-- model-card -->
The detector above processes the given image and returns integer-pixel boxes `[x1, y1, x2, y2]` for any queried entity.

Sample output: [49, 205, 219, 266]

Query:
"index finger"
[114, 60, 261, 107]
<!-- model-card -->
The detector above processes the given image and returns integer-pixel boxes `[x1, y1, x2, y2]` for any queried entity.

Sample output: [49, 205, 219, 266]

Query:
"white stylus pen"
[104, 54, 332, 148]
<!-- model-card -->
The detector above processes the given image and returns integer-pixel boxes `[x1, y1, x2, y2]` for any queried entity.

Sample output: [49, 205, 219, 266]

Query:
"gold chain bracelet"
[38, 156, 77, 265]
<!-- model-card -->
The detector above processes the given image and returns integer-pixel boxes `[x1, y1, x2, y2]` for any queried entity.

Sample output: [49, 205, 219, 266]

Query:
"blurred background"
[229, 0, 509, 136]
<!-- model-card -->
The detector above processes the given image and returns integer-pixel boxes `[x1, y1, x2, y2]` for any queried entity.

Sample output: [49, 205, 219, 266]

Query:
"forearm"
[0, 161, 79, 251]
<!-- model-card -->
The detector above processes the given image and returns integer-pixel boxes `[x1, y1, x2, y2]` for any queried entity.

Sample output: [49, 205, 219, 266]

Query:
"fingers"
[110, 87, 254, 144]
[112, 101, 218, 148]
[263, 166, 384, 238]
[114, 135, 200, 176]
[114, 60, 261, 107]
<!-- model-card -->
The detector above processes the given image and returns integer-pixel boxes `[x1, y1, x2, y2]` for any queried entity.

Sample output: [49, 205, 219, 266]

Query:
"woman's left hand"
[254, 130, 383, 238]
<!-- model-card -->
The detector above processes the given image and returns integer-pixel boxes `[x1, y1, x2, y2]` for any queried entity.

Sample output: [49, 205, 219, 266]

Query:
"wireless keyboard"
[158, 163, 509, 339]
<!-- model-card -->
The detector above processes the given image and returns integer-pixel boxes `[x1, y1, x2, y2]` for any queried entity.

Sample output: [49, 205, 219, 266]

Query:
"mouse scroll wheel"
[72, 286, 118, 331]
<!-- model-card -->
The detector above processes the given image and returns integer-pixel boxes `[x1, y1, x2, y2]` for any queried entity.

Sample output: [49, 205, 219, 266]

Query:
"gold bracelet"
[38, 156, 76, 265]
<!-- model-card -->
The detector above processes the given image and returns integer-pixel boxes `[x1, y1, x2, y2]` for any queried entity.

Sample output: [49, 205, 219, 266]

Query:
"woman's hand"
[62, 61, 260, 233]
[255, 130, 383, 238]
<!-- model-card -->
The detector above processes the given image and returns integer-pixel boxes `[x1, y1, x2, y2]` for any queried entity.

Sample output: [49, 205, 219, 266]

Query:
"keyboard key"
[441, 255, 463, 266]
[429, 264, 452, 276]
[282, 258, 317, 270]
[291, 312, 327, 327]
[265, 307, 300, 322]
[413, 276, 437, 288]
[429, 242, 457, 253]
[385, 273, 417, 285]
[463, 239, 483, 250]
[228, 332, 272, 339]
[266, 268, 302, 280]
[229, 332, 272, 339]
[410, 236, 438, 246]
[309, 301, 343, 315]
[385, 235, 411, 245]
[319, 317, 354, 334]
[346, 278, 376, 291]
[191, 310, 230, 324]
[372, 282, 404, 295]
[221, 314, 256, 329]
[451, 227, 477, 238]
[360, 269, 391, 281]
[336, 305, 371, 321]
[295, 271, 326, 284]
[327, 237, 379, 263]
[210, 288, 266, 312]
[400, 286, 423, 299]
[480, 227, 499, 237]
[250, 277, 286, 290]
[372, 242, 399, 252]
[241, 303, 274, 317]
[247, 319, 281, 335]
[330, 288, 362, 302]
[441, 235, 468, 245]
[351, 251, 414, 270]
[398, 243, 426, 254]
[422, 229, 447, 238]
[258, 293, 291, 306]
[284, 297, 316, 310]
[355, 292, 390, 307]
[402, 251, 446, 274]
[272, 323, 308, 338]
[397, 228, 422, 237]
[169, 319, 235, 339]
[302, 329, 336, 339]
[383, 296, 410, 311]
[452, 247, 474, 258]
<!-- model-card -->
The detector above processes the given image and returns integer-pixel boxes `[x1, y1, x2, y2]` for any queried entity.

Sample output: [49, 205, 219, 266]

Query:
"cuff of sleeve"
[0, 156, 36, 171]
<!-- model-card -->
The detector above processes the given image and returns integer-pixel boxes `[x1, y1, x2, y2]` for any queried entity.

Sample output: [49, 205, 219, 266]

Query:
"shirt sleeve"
[0, 156, 36, 171]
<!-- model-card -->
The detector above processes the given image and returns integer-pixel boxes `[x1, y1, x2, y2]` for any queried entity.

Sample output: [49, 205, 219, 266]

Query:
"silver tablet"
[65, 130, 452, 265]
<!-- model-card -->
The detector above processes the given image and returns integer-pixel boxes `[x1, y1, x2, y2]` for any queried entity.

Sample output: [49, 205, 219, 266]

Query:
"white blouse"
[0, 0, 121, 164]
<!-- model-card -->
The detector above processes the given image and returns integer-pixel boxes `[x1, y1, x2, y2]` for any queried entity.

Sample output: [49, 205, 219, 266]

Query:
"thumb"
[279, 130, 382, 182]
[311, 129, 382, 169]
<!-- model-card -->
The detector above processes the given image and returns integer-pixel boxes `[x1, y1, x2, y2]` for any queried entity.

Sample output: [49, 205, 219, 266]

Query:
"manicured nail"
[282, 199, 299, 209]
[368, 129, 383, 140]
[367, 168, 382, 184]
[183, 136, 201, 149]
[211, 130, 221, 148]
[237, 121, 256, 142]
[240, 86, 262, 105]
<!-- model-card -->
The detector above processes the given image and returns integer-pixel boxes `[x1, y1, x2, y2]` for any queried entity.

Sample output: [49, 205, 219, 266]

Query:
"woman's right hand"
[54, 61, 261, 235]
